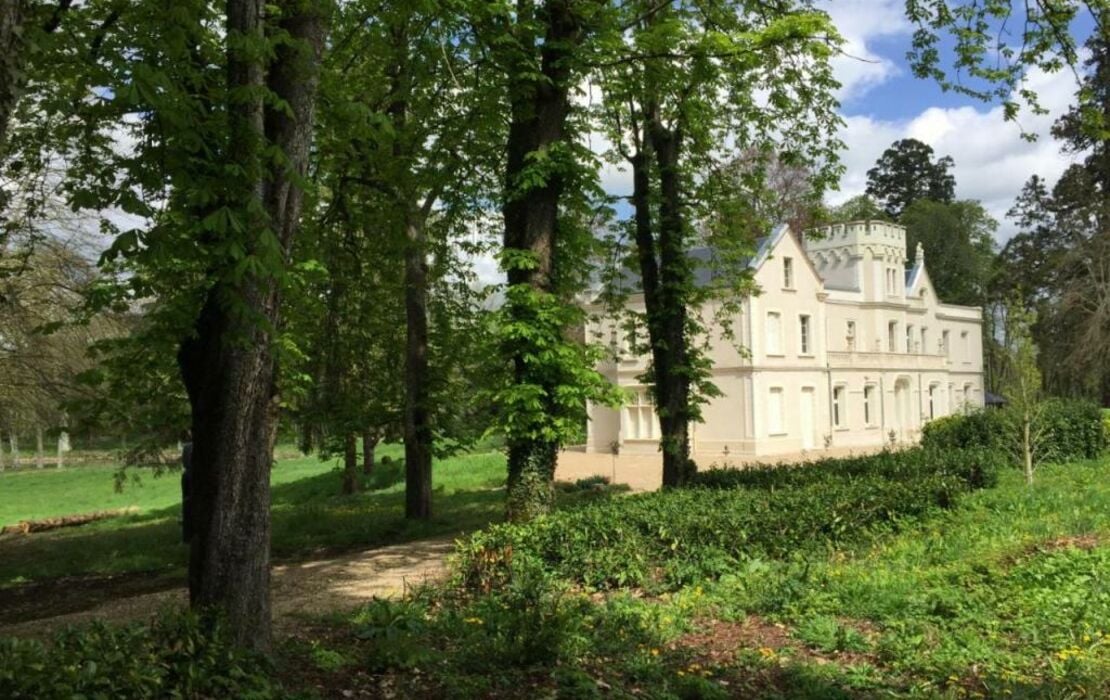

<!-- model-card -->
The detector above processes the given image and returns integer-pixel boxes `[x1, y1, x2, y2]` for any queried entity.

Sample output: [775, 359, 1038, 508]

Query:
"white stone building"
[584, 220, 984, 459]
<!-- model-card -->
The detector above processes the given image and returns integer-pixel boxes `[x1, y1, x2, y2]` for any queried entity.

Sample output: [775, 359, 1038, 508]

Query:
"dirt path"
[0, 537, 455, 639]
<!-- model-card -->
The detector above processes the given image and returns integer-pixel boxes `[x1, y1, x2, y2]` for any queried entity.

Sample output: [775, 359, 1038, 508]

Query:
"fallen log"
[1, 507, 140, 536]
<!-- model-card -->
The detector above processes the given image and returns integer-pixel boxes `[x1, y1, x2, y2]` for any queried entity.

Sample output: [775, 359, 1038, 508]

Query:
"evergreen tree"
[865, 138, 955, 219]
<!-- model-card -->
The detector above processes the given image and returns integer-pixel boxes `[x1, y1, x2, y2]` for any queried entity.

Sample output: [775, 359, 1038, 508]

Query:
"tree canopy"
[866, 138, 956, 219]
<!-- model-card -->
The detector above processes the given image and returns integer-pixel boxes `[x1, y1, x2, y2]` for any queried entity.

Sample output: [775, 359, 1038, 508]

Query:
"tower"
[804, 220, 907, 302]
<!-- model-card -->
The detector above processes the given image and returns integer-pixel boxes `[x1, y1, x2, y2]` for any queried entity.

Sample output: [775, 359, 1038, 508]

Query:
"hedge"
[458, 447, 1004, 593]
[690, 446, 998, 491]
[922, 398, 1107, 463]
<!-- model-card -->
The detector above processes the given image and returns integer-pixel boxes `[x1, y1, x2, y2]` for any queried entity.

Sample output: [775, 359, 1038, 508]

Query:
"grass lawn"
[0, 445, 366, 526]
[280, 457, 1110, 698]
[0, 446, 507, 586]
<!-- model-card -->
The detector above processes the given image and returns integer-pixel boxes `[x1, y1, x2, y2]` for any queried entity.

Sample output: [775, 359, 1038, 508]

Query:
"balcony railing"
[827, 350, 947, 370]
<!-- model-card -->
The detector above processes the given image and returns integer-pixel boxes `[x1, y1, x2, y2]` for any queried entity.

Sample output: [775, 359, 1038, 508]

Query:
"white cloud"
[822, 0, 911, 101]
[830, 66, 1081, 241]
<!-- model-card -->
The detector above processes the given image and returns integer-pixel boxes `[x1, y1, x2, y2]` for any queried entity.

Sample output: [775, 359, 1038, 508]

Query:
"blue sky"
[822, 0, 1097, 240]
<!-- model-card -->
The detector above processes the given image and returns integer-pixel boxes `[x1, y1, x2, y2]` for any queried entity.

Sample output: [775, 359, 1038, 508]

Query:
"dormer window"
[783, 257, 794, 289]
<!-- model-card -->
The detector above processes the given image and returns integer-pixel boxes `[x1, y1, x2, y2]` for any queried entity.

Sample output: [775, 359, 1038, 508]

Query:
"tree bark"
[341, 431, 360, 494]
[403, 213, 432, 519]
[178, 0, 325, 653]
[501, 0, 581, 523]
[628, 113, 697, 488]
[362, 428, 377, 475]
[35, 426, 43, 468]
[650, 122, 696, 487]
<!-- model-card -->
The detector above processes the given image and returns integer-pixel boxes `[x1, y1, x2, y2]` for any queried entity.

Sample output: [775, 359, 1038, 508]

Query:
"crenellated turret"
[804, 220, 908, 302]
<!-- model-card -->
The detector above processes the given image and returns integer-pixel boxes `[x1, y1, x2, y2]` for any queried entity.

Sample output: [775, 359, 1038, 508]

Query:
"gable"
[750, 223, 825, 291]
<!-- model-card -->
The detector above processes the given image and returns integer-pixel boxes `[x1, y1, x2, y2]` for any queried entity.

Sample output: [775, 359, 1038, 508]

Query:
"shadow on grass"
[0, 481, 504, 584]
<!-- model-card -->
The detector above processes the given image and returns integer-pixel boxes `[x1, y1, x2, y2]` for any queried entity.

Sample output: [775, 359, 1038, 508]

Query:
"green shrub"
[922, 399, 1107, 463]
[921, 411, 1005, 451]
[1037, 398, 1107, 462]
[0, 611, 274, 699]
[457, 448, 1004, 593]
[692, 446, 1000, 492]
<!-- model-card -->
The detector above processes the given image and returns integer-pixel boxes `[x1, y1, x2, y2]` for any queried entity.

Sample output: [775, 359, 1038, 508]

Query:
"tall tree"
[177, 0, 328, 652]
[475, 0, 617, 522]
[992, 25, 1110, 403]
[865, 138, 955, 219]
[597, 0, 842, 486]
[300, 0, 500, 514]
[901, 199, 997, 306]
[10, 0, 331, 650]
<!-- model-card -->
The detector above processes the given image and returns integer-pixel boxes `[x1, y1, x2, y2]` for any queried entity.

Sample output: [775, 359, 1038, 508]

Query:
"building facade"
[584, 220, 985, 458]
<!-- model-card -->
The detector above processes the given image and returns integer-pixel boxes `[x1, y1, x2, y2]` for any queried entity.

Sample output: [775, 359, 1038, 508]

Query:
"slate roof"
[608, 224, 786, 294]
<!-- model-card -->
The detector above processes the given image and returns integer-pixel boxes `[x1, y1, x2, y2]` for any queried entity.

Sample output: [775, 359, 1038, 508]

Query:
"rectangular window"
[624, 388, 657, 440]
[846, 320, 856, 343]
[799, 315, 811, 354]
[833, 386, 844, 427]
[906, 324, 914, 353]
[766, 312, 782, 355]
[928, 385, 936, 420]
[942, 330, 950, 357]
[887, 321, 897, 352]
[921, 327, 929, 354]
[961, 331, 970, 360]
[768, 387, 784, 435]
[864, 385, 876, 426]
[783, 257, 794, 289]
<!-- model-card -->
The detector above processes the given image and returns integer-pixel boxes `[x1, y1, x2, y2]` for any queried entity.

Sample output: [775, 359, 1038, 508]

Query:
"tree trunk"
[650, 123, 696, 487]
[9, 427, 19, 468]
[341, 432, 360, 494]
[362, 428, 377, 475]
[629, 114, 696, 489]
[403, 214, 432, 518]
[178, 0, 325, 653]
[500, 0, 580, 523]
[35, 426, 43, 469]
[0, 0, 24, 155]
[1023, 415, 1034, 485]
[56, 432, 64, 468]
